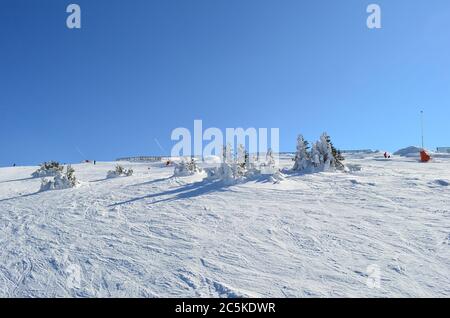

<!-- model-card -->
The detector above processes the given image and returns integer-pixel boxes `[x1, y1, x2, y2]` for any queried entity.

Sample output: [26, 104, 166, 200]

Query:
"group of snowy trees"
[205, 144, 276, 183]
[196, 132, 344, 184]
[293, 133, 345, 172]
[31, 161, 135, 191]
[31, 161, 78, 191]
[107, 165, 134, 178]
[171, 132, 344, 184]
[39, 165, 78, 191]
[30, 132, 344, 191]
[173, 158, 203, 177]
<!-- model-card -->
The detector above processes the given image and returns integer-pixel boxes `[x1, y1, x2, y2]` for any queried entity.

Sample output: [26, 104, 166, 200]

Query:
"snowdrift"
[394, 146, 422, 157]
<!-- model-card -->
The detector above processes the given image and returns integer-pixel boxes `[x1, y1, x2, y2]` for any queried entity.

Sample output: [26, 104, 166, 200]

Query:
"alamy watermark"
[171, 120, 279, 164]
[65, 4, 381, 30]
[366, 264, 381, 289]
[64, 250, 82, 290]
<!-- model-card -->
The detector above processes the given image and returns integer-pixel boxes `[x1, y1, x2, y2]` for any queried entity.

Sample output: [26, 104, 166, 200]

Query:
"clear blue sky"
[1, 0, 449, 166]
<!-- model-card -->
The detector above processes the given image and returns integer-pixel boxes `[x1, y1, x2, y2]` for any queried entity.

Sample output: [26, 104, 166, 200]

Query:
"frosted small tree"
[244, 150, 250, 168]
[236, 144, 246, 167]
[293, 135, 311, 171]
[187, 158, 199, 173]
[115, 165, 124, 175]
[318, 133, 334, 169]
[220, 144, 235, 180]
[173, 159, 188, 176]
[319, 132, 345, 170]
[65, 165, 77, 186]
[222, 143, 233, 164]
[188, 158, 198, 173]
[310, 142, 321, 168]
[266, 148, 275, 168]
[207, 144, 237, 181]
[235, 144, 248, 178]
[325, 134, 345, 168]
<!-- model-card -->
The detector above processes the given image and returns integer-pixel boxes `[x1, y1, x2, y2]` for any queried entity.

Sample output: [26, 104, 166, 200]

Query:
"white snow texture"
[0, 152, 449, 297]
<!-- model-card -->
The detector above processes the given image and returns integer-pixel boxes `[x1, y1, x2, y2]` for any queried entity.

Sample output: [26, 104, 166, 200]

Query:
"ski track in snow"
[0, 154, 449, 297]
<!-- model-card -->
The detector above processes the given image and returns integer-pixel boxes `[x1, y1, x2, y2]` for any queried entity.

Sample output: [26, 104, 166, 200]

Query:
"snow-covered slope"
[0, 154, 449, 297]
[394, 146, 423, 157]
[394, 146, 450, 159]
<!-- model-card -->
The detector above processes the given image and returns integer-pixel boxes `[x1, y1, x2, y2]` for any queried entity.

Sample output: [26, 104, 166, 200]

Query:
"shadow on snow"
[0, 191, 41, 203]
[108, 173, 278, 207]
[108, 178, 234, 207]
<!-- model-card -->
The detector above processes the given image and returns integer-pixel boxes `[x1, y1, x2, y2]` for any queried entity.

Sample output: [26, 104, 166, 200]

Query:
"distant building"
[437, 147, 450, 153]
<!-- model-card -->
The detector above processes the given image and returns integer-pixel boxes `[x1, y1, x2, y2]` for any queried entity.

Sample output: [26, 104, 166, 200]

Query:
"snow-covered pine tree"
[235, 144, 248, 178]
[223, 143, 233, 164]
[317, 133, 334, 169]
[310, 141, 321, 168]
[187, 158, 195, 172]
[187, 158, 201, 174]
[115, 165, 124, 175]
[321, 133, 345, 169]
[237, 144, 246, 167]
[293, 134, 311, 171]
[65, 165, 77, 187]
[221, 144, 235, 180]
[328, 135, 344, 163]
[245, 151, 250, 168]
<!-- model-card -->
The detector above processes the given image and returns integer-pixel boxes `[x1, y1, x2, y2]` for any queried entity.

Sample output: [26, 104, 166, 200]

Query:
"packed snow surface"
[0, 153, 449, 297]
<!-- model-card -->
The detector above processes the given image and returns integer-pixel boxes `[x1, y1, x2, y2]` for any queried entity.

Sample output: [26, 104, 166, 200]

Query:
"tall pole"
[420, 110, 424, 149]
